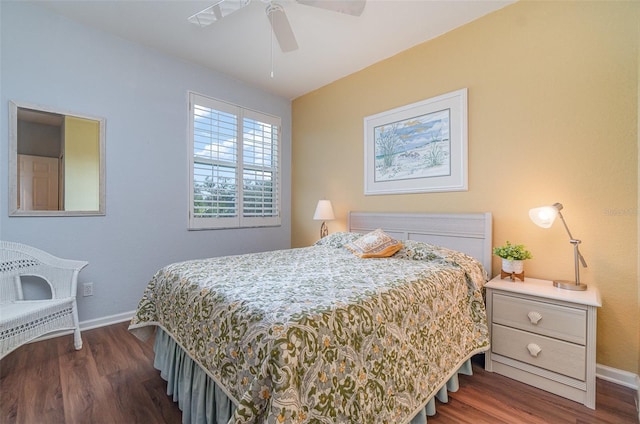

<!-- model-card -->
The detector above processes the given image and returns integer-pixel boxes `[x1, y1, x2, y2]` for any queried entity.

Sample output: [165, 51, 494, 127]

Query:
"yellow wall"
[292, 1, 639, 374]
[64, 116, 100, 210]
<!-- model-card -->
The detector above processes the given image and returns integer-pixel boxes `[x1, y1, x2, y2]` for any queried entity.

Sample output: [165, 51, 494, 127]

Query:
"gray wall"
[0, 2, 292, 323]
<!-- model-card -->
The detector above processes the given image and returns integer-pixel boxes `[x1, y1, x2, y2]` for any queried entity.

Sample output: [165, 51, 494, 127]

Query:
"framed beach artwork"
[364, 88, 468, 195]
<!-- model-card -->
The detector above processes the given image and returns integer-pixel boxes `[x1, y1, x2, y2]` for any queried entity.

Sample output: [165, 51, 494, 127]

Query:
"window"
[189, 92, 281, 229]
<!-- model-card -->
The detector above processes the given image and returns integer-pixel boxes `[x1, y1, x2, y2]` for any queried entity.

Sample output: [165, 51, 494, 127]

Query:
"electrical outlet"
[82, 282, 94, 297]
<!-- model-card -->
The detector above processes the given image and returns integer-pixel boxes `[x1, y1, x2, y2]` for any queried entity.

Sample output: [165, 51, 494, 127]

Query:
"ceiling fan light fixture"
[189, 0, 366, 55]
[188, 0, 251, 27]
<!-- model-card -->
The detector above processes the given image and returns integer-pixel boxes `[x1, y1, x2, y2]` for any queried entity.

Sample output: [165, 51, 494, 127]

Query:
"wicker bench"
[0, 241, 88, 359]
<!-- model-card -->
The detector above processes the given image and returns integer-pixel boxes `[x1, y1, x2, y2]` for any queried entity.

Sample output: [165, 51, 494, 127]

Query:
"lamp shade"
[313, 200, 335, 221]
[529, 204, 562, 228]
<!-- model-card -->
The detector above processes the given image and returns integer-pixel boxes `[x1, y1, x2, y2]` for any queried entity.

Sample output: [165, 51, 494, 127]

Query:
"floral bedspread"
[129, 234, 490, 424]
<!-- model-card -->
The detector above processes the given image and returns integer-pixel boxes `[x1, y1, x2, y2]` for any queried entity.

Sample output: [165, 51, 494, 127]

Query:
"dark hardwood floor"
[1, 322, 637, 423]
[1, 322, 182, 424]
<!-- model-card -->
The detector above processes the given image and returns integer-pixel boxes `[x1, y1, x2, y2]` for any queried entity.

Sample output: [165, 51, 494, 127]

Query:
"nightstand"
[484, 276, 601, 409]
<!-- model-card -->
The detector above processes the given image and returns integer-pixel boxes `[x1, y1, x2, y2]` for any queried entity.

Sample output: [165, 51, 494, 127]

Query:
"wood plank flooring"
[1, 322, 637, 423]
[1, 322, 182, 424]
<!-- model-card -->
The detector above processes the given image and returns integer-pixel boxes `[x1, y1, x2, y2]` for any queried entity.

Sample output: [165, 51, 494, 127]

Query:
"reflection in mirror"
[9, 101, 105, 216]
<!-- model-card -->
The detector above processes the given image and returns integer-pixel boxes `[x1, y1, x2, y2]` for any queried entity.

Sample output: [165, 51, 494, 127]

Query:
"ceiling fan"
[188, 0, 366, 53]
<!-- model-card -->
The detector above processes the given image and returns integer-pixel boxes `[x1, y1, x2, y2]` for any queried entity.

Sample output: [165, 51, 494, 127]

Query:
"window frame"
[188, 92, 281, 230]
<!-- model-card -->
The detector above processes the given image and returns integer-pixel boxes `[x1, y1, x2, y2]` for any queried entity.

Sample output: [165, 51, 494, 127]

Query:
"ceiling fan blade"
[296, 0, 366, 16]
[266, 3, 299, 52]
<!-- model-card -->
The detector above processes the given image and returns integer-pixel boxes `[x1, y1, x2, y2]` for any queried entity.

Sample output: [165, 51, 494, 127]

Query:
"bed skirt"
[153, 327, 474, 424]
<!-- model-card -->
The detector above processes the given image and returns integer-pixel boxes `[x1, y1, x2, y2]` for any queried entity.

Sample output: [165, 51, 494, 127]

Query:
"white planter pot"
[501, 259, 524, 274]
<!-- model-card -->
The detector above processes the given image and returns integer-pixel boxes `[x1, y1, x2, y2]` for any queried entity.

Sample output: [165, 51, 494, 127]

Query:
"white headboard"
[348, 211, 493, 275]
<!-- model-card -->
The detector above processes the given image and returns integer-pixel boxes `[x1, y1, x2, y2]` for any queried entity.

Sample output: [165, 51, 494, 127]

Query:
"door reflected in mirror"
[9, 101, 105, 216]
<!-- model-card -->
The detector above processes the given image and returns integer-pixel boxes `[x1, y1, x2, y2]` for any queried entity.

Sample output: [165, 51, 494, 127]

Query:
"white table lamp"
[313, 200, 335, 238]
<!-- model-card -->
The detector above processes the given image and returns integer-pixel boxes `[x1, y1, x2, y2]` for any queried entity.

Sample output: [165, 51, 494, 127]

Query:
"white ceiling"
[36, 0, 514, 100]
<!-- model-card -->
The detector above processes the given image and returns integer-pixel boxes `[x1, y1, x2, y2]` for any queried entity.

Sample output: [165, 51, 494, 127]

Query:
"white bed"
[130, 211, 493, 424]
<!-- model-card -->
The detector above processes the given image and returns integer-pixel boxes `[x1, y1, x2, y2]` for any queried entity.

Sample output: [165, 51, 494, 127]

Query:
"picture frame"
[363, 88, 468, 195]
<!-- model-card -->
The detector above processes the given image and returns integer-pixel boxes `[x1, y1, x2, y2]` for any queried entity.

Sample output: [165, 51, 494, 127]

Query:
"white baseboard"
[79, 310, 135, 331]
[33, 310, 136, 343]
[636, 375, 640, 422]
[597, 363, 640, 420]
[596, 363, 639, 390]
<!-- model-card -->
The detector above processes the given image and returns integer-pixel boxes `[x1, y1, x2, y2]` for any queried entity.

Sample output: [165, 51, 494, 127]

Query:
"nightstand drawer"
[492, 293, 586, 344]
[492, 324, 586, 381]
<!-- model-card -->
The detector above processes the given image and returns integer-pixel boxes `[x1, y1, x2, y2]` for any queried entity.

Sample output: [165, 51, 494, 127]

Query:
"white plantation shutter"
[241, 110, 279, 225]
[189, 92, 281, 229]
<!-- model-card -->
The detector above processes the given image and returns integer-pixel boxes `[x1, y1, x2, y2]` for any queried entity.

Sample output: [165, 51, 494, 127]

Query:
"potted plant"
[493, 241, 532, 274]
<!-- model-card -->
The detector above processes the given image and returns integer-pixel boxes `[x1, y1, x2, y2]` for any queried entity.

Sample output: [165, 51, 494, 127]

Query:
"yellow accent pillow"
[345, 229, 403, 258]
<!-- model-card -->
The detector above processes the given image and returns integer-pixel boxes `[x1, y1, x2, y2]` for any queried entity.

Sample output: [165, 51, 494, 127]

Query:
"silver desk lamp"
[529, 202, 588, 291]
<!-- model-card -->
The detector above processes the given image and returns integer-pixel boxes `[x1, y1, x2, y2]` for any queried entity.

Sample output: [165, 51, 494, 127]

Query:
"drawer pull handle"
[527, 311, 543, 325]
[527, 343, 542, 357]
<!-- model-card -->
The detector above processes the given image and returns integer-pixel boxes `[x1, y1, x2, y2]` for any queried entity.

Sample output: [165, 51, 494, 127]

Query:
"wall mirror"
[9, 100, 105, 216]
